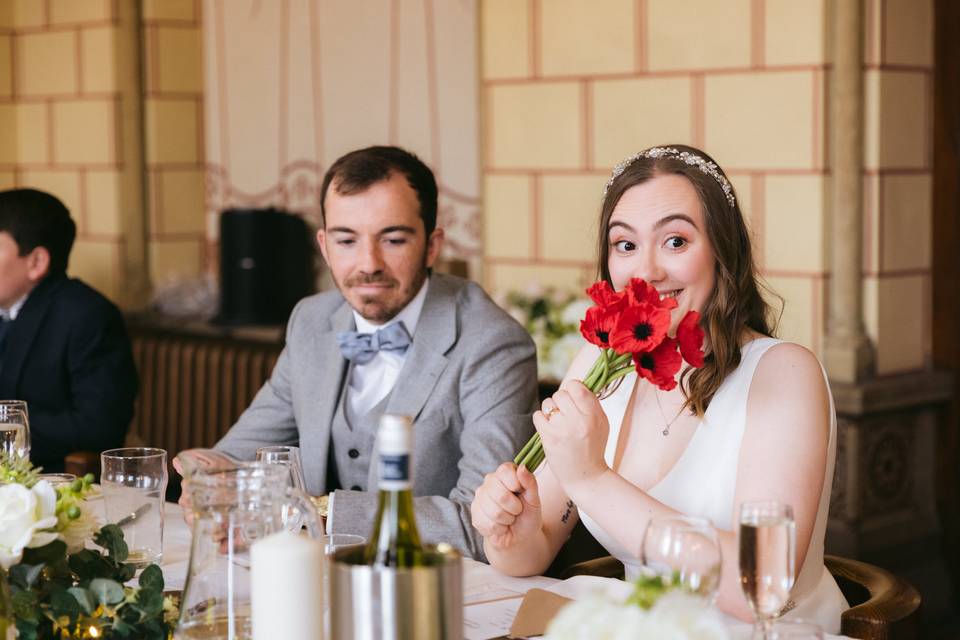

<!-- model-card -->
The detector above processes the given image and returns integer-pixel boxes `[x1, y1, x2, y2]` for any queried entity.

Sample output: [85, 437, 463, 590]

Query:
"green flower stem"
[515, 432, 538, 463]
[582, 353, 605, 389]
[516, 348, 640, 473]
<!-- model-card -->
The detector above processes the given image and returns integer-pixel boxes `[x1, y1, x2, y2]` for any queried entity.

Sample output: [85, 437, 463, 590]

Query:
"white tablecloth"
[160, 503, 846, 639]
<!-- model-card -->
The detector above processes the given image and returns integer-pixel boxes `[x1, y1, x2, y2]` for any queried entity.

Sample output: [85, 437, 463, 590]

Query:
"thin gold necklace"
[654, 388, 685, 436]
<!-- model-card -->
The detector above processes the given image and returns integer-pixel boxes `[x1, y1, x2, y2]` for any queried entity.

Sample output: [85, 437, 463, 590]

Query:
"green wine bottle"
[363, 414, 425, 567]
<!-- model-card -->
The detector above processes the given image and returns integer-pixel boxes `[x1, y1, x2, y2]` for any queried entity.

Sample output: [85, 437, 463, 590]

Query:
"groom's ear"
[425, 227, 444, 268]
[316, 229, 330, 266]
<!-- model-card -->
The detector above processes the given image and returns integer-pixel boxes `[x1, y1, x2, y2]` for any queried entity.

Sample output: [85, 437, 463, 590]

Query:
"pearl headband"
[603, 146, 736, 208]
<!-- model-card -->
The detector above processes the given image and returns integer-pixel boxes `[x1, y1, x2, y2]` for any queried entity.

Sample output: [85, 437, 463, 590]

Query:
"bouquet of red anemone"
[515, 278, 706, 473]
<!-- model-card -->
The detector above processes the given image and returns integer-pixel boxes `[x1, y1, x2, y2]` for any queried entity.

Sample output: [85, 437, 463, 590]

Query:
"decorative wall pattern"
[0, 0, 140, 304]
[480, 0, 934, 376]
[861, 0, 934, 374]
[142, 0, 208, 284]
[200, 0, 481, 268]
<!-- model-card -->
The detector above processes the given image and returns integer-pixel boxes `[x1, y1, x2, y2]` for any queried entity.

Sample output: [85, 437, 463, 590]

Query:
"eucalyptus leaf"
[135, 588, 164, 617]
[117, 561, 136, 582]
[50, 589, 81, 621]
[69, 549, 117, 580]
[112, 617, 133, 636]
[67, 587, 95, 615]
[9, 563, 43, 590]
[11, 590, 37, 621]
[94, 524, 129, 562]
[89, 578, 125, 605]
[20, 539, 66, 565]
[14, 618, 38, 640]
[138, 564, 164, 592]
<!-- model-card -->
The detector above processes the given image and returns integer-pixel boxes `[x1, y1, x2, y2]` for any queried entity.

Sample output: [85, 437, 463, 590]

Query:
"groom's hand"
[173, 448, 238, 527]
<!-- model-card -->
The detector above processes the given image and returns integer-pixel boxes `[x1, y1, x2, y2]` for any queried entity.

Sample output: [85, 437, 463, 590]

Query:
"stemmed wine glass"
[0, 400, 30, 459]
[641, 515, 722, 601]
[739, 501, 797, 639]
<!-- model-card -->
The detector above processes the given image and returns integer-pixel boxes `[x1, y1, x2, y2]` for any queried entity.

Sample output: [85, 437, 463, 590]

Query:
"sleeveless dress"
[578, 338, 848, 634]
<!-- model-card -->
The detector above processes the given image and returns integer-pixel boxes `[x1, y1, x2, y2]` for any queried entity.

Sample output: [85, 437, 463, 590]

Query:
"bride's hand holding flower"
[534, 380, 611, 499]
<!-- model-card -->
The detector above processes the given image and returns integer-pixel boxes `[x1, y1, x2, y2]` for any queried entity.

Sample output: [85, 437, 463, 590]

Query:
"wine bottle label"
[378, 452, 411, 490]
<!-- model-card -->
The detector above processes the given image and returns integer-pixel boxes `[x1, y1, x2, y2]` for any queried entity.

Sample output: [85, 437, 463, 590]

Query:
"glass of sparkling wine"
[739, 501, 797, 640]
[642, 515, 722, 601]
[0, 400, 30, 459]
[100, 448, 168, 568]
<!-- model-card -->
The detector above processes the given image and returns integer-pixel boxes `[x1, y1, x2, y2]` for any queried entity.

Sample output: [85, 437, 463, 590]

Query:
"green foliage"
[625, 571, 680, 610]
[0, 452, 40, 487]
[7, 526, 174, 639]
[94, 525, 129, 564]
[504, 288, 581, 342]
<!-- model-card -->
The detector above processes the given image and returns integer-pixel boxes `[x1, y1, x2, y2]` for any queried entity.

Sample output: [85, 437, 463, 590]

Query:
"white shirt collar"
[1, 293, 29, 322]
[352, 277, 430, 337]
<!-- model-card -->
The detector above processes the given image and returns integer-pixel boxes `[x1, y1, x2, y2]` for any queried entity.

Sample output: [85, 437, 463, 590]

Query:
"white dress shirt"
[346, 278, 429, 416]
[0, 293, 28, 321]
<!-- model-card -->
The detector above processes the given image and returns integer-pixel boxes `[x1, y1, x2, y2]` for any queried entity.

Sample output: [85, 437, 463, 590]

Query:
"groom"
[178, 146, 537, 560]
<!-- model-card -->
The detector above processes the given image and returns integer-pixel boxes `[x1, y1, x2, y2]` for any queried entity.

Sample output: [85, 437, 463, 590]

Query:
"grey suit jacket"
[215, 274, 537, 560]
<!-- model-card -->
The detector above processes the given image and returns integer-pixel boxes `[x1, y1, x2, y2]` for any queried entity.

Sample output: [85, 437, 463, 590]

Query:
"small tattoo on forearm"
[560, 500, 575, 523]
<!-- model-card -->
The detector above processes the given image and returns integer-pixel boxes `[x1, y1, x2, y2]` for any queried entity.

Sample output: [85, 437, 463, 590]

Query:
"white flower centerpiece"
[0, 453, 176, 639]
[545, 574, 731, 640]
[496, 285, 591, 382]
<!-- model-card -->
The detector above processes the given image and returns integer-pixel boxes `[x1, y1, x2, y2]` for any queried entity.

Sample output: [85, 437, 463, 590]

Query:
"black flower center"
[596, 330, 609, 343]
[633, 323, 652, 341]
[639, 354, 655, 370]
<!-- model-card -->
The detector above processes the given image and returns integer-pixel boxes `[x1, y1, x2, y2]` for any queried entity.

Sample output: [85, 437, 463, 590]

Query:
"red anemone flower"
[626, 279, 678, 311]
[586, 281, 626, 309]
[609, 302, 671, 354]
[677, 311, 705, 367]
[580, 306, 619, 348]
[634, 338, 683, 391]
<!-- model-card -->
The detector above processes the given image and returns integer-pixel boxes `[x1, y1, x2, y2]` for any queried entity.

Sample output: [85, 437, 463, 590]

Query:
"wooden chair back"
[824, 554, 922, 640]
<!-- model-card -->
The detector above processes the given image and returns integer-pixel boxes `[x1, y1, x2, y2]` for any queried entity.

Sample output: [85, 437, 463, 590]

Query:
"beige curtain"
[202, 0, 481, 263]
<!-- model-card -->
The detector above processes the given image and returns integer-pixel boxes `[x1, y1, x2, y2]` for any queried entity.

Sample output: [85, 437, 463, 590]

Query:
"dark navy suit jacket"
[0, 274, 137, 471]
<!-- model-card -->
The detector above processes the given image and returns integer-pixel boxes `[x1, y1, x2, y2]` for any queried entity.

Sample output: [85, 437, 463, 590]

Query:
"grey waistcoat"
[328, 367, 393, 492]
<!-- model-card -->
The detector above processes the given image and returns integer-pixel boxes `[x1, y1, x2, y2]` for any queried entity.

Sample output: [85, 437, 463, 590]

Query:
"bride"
[470, 144, 847, 633]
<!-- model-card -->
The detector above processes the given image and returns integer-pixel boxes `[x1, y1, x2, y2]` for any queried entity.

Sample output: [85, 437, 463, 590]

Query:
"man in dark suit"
[0, 189, 137, 472]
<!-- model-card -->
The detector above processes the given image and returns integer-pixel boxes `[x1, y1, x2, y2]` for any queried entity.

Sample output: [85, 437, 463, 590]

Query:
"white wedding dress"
[578, 337, 848, 634]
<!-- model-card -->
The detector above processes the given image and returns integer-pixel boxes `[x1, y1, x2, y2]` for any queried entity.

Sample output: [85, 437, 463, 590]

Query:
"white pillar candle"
[251, 530, 325, 640]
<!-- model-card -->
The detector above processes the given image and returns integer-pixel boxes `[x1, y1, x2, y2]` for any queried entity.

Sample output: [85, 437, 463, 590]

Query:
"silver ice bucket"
[329, 543, 463, 640]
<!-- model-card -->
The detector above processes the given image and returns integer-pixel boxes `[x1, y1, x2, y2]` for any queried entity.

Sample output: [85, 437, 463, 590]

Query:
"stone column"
[823, 0, 875, 383]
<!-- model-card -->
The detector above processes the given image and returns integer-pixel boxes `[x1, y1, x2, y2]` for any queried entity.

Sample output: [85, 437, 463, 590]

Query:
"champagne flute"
[255, 445, 307, 492]
[641, 515, 722, 601]
[739, 501, 797, 639]
[0, 400, 30, 459]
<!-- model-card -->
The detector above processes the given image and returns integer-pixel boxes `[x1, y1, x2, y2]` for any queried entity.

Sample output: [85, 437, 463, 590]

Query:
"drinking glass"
[739, 501, 797, 640]
[641, 515, 722, 601]
[768, 620, 824, 639]
[175, 463, 323, 640]
[37, 473, 77, 488]
[100, 448, 168, 568]
[0, 401, 30, 459]
[255, 445, 306, 492]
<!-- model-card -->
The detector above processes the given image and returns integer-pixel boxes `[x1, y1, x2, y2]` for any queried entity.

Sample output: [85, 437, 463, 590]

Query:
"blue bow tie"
[336, 321, 412, 365]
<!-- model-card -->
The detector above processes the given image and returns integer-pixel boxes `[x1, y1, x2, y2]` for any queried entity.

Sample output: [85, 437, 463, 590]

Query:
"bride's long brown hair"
[597, 144, 780, 417]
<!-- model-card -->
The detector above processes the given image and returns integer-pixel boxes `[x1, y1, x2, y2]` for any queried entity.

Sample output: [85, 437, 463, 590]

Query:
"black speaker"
[217, 208, 314, 326]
